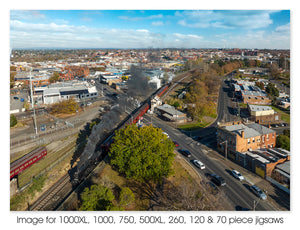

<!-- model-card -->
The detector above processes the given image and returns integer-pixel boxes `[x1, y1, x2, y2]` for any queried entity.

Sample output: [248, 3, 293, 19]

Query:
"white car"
[162, 132, 169, 138]
[231, 170, 244, 181]
[193, 160, 205, 169]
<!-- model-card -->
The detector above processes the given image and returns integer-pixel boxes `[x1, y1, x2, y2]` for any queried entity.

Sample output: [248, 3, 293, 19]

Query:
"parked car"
[20, 98, 24, 102]
[250, 185, 267, 200]
[87, 102, 92, 106]
[13, 96, 19, 100]
[173, 141, 179, 147]
[179, 149, 191, 158]
[211, 174, 226, 186]
[231, 170, 244, 181]
[193, 160, 205, 169]
[162, 132, 169, 138]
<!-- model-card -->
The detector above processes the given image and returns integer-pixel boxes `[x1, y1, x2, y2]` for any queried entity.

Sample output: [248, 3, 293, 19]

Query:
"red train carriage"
[10, 147, 47, 179]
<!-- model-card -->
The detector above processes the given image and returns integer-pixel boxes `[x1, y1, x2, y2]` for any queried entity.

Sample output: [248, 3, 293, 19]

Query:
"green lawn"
[271, 106, 290, 123]
[178, 121, 211, 131]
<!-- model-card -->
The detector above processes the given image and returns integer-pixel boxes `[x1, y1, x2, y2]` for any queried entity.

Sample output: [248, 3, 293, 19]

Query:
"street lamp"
[29, 68, 38, 136]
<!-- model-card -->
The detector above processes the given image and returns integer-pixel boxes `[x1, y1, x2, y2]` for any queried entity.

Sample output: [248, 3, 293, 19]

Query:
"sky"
[10, 10, 290, 49]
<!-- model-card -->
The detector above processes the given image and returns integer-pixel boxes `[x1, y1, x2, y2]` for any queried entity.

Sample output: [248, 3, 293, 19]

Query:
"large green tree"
[109, 125, 175, 183]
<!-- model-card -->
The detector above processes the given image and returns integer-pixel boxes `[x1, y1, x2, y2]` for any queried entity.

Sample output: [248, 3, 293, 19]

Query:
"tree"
[119, 187, 135, 207]
[50, 98, 79, 114]
[276, 135, 290, 151]
[266, 83, 279, 98]
[109, 125, 175, 183]
[49, 72, 60, 83]
[79, 185, 116, 211]
[10, 114, 18, 127]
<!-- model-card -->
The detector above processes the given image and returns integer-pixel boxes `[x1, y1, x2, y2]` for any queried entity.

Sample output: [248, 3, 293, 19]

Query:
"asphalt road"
[143, 113, 278, 211]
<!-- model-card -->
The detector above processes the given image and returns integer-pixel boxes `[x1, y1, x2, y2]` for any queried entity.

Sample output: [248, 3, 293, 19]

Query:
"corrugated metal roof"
[248, 104, 273, 112]
[224, 123, 275, 138]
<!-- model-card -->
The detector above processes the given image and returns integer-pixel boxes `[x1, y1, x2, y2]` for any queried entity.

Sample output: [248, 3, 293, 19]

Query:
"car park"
[179, 149, 191, 158]
[211, 174, 226, 186]
[231, 170, 244, 181]
[250, 185, 267, 200]
[192, 160, 205, 169]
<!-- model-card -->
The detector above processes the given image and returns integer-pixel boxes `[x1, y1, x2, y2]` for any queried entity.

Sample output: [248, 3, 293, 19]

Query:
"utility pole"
[29, 68, 38, 136]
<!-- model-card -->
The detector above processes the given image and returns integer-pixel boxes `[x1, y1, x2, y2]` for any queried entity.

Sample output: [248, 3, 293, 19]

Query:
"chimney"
[241, 131, 245, 138]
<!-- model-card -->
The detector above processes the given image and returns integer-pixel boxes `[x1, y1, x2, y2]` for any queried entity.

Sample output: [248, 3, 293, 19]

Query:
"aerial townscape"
[9, 10, 290, 213]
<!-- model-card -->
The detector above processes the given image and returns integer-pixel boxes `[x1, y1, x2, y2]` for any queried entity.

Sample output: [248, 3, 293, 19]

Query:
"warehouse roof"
[248, 104, 273, 112]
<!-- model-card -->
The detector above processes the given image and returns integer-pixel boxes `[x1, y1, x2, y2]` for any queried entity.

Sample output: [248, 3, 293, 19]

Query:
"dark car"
[13, 96, 19, 100]
[173, 141, 179, 147]
[211, 174, 226, 186]
[179, 149, 191, 158]
[250, 185, 267, 200]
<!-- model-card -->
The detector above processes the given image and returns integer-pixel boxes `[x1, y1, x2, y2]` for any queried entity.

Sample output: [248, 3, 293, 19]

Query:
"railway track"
[29, 173, 72, 211]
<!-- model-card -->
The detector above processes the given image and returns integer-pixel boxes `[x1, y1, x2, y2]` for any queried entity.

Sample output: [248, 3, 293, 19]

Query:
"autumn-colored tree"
[50, 98, 79, 114]
[49, 72, 60, 83]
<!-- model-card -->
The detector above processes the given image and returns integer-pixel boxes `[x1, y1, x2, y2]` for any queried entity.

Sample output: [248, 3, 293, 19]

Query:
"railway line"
[26, 82, 172, 210]
[29, 173, 71, 211]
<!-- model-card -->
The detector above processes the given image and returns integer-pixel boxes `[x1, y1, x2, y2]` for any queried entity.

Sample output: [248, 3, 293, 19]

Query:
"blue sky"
[10, 10, 290, 49]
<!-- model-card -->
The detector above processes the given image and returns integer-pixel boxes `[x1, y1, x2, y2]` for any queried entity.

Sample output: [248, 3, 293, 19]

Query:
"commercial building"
[34, 81, 98, 105]
[247, 104, 281, 124]
[216, 121, 290, 178]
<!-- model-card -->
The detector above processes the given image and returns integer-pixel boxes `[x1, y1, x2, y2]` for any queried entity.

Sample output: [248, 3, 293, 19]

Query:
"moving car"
[179, 149, 191, 158]
[211, 174, 226, 186]
[193, 160, 205, 169]
[250, 185, 267, 200]
[231, 170, 244, 181]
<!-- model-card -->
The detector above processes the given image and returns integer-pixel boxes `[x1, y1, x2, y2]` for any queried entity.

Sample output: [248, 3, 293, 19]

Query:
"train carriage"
[10, 147, 47, 179]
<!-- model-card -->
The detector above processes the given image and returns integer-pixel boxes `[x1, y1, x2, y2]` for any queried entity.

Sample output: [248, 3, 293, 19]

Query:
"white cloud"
[10, 17, 289, 49]
[118, 14, 163, 21]
[152, 21, 164, 26]
[175, 10, 275, 29]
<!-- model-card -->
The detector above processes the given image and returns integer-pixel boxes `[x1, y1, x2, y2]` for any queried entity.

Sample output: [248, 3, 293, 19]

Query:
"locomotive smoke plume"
[77, 65, 155, 170]
[127, 65, 153, 99]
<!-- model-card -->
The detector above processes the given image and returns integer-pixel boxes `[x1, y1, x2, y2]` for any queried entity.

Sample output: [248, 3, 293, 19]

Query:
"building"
[247, 104, 281, 124]
[34, 81, 98, 105]
[217, 121, 276, 160]
[241, 90, 271, 105]
[100, 75, 122, 85]
[155, 104, 187, 123]
[216, 121, 291, 179]
[243, 148, 289, 178]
